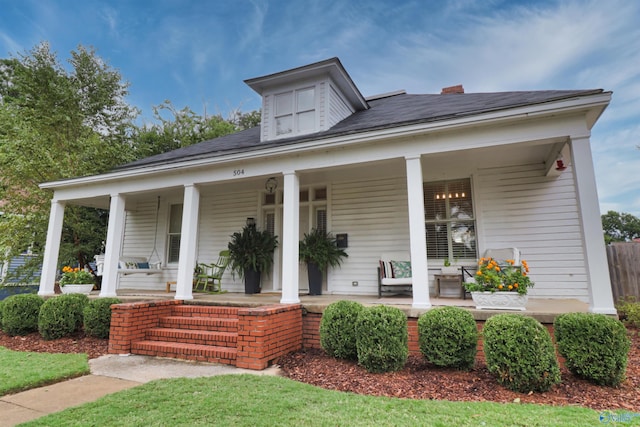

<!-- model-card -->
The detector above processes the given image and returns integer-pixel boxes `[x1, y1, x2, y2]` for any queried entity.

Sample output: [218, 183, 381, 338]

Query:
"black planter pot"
[307, 262, 323, 295]
[244, 269, 262, 294]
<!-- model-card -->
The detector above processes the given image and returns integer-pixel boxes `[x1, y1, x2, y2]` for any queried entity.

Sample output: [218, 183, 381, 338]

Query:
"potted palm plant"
[299, 229, 348, 295]
[228, 223, 278, 294]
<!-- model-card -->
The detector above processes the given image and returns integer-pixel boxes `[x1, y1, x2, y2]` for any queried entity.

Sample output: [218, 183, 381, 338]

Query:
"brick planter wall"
[109, 301, 558, 370]
[236, 304, 303, 370]
[302, 312, 322, 350]
[109, 300, 181, 354]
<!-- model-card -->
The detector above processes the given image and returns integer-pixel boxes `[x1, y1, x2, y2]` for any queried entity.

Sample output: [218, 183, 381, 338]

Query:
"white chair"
[377, 252, 413, 297]
[484, 247, 521, 266]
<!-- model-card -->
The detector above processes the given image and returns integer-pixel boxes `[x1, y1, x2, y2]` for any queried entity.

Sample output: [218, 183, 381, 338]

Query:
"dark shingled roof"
[117, 89, 603, 171]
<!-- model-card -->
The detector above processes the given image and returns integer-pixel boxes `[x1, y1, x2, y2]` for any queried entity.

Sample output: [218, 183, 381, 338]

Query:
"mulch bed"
[0, 331, 109, 360]
[277, 329, 640, 411]
[1, 328, 638, 411]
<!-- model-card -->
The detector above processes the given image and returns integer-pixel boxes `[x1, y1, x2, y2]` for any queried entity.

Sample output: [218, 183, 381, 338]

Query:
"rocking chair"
[194, 250, 230, 292]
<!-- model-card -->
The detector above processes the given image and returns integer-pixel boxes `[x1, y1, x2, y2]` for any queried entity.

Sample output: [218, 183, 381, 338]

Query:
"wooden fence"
[607, 243, 640, 302]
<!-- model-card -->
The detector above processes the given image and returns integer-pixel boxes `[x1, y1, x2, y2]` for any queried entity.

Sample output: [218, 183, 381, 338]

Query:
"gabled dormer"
[245, 58, 369, 142]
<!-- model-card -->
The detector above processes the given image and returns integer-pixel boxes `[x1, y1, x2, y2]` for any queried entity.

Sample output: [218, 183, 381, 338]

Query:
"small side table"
[166, 281, 176, 293]
[435, 274, 464, 298]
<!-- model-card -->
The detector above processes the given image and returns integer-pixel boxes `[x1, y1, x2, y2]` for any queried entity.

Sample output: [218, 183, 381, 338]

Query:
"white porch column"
[175, 184, 200, 301]
[570, 136, 616, 314]
[100, 194, 126, 298]
[280, 171, 300, 304]
[38, 200, 66, 296]
[406, 156, 431, 309]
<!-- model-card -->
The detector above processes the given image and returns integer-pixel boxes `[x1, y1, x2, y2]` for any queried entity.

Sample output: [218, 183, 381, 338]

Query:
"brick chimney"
[441, 84, 464, 94]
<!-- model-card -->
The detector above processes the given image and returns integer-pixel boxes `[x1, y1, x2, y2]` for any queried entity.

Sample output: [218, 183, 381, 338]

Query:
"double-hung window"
[274, 87, 315, 137]
[424, 179, 477, 262]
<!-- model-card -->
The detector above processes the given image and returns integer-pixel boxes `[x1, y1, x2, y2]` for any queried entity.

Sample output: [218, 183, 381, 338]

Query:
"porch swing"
[109, 197, 164, 276]
[94, 197, 164, 277]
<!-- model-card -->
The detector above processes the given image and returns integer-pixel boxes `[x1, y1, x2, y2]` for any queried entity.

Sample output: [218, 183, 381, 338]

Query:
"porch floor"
[107, 289, 590, 323]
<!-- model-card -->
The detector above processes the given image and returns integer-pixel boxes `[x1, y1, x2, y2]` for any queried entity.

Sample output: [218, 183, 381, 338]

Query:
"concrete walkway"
[0, 354, 281, 426]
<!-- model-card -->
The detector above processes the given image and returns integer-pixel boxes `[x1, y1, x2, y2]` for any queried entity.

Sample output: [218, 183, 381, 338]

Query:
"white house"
[37, 58, 616, 314]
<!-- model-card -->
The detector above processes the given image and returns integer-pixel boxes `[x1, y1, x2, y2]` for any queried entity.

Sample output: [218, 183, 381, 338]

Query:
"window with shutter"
[265, 212, 276, 237]
[424, 179, 476, 262]
[167, 204, 183, 264]
[315, 208, 327, 234]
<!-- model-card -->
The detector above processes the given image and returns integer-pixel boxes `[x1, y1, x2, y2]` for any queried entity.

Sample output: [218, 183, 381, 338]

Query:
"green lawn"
[21, 375, 638, 427]
[5, 349, 637, 426]
[0, 346, 89, 395]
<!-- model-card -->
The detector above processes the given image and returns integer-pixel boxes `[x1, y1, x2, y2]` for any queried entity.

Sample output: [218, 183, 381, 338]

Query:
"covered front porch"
[36, 91, 615, 314]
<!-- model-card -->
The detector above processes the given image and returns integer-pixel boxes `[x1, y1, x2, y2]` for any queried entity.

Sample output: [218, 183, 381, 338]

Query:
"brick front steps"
[109, 300, 302, 370]
[131, 306, 239, 364]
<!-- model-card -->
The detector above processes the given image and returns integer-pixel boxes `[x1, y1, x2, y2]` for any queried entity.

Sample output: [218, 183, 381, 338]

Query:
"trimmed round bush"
[320, 300, 364, 360]
[1, 294, 44, 336]
[63, 293, 90, 330]
[418, 306, 478, 370]
[483, 314, 560, 393]
[355, 305, 408, 373]
[38, 294, 88, 340]
[84, 298, 121, 338]
[555, 312, 630, 386]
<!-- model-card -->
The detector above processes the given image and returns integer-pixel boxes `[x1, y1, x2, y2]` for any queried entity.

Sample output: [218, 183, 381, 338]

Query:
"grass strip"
[22, 374, 635, 427]
[0, 346, 89, 396]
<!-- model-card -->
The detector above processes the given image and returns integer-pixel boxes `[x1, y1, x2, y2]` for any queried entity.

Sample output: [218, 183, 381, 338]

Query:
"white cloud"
[593, 123, 640, 216]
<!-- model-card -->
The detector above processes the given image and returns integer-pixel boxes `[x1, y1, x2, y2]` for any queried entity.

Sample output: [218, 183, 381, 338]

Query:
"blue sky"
[1, 0, 639, 216]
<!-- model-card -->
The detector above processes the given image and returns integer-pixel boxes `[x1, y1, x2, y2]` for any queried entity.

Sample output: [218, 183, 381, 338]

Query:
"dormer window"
[274, 87, 316, 137]
[245, 58, 369, 143]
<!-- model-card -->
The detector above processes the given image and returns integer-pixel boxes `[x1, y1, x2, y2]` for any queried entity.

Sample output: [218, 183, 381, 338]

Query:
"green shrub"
[64, 293, 90, 330]
[483, 314, 560, 393]
[38, 294, 88, 340]
[84, 298, 121, 338]
[355, 305, 408, 373]
[616, 296, 640, 329]
[555, 312, 630, 386]
[1, 294, 44, 336]
[320, 300, 364, 360]
[417, 306, 478, 370]
[0, 300, 4, 329]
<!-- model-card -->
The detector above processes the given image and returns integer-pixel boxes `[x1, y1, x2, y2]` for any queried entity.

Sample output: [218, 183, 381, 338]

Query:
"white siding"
[318, 81, 326, 131]
[476, 163, 588, 301]
[330, 177, 411, 295]
[119, 199, 170, 289]
[260, 95, 270, 142]
[197, 190, 257, 292]
[328, 83, 354, 128]
[119, 191, 258, 291]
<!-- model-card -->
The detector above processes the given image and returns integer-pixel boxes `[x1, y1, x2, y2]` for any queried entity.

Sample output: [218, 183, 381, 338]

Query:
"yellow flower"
[498, 284, 503, 290]
[508, 285, 513, 290]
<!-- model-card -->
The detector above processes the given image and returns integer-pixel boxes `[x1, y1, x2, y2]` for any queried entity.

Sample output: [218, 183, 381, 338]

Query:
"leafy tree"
[601, 210, 640, 244]
[131, 101, 260, 159]
[0, 42, 138, 280]
[0, 42, 261, 282]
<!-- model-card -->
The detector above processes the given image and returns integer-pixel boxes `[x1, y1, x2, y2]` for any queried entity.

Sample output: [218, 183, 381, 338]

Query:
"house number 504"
[233, 169, 245, 176]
